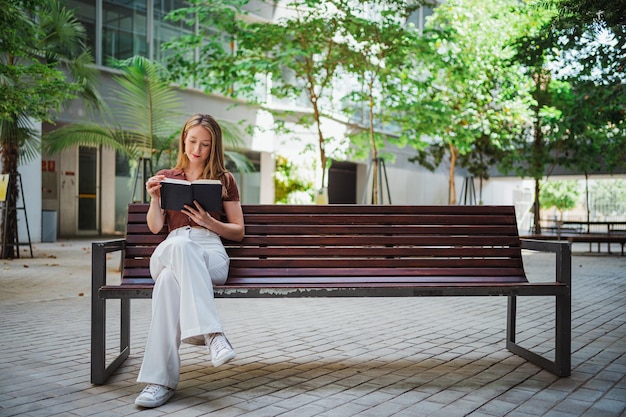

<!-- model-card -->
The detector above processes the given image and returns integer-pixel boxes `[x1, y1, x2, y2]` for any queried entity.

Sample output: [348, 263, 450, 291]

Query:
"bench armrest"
[92, 239, 126, 294]
[520, 238, 571, 285]
[90, 238, 127, 385]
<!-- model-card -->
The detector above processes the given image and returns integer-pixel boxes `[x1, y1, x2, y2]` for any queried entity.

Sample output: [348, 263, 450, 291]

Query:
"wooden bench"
[91, 204, 572, 385]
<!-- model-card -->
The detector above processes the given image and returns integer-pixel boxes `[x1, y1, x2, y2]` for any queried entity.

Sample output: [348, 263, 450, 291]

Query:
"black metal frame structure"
[1, 173, 33, 258]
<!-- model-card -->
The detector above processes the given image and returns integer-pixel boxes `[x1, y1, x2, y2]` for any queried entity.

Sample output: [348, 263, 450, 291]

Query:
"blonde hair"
[174, 113, 232, 196]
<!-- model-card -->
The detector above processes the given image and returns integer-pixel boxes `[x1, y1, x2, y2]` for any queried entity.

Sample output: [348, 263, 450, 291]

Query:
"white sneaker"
[135, 384, 175, 408]
[207, 333, 236, 367]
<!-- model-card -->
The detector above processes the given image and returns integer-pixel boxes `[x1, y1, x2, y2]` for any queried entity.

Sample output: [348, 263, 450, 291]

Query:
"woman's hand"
[182, 200, 244, 241]
[146, 175, 165, 200]
[145, 175, 166, 234]
[182, 201, 215, 230]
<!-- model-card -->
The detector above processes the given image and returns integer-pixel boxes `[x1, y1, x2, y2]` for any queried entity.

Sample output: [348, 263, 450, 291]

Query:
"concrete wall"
[57, 147, 77, 237]
[19, 156, 43, 245]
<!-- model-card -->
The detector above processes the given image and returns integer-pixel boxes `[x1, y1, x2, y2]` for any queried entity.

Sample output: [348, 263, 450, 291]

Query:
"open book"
[160, 178, 222, 211]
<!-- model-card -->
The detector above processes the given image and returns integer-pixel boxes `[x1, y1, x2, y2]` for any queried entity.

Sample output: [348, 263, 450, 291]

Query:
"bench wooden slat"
[100, 281, 569, 298]
[229, 258, 522, 268]
[119, 277, 154, 285]
[124, 248, 159, 258]
[226, 266, 526, 277]
[243, 224, 519, 235]
[241, 213, 516, 226]
[240, 204, 516, 215]
[124, 225, 523, 237]
[226, 235, 522, 246]
[226, 246, 523, 258]
[123, 265, 526, 279]
[126, 234, 169, 245]
[123, 267, 526, 279]
[223, 275, 528, 284]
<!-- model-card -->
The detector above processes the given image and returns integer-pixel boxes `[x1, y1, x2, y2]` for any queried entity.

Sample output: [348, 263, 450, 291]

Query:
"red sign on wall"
[42, 160, 56, 172]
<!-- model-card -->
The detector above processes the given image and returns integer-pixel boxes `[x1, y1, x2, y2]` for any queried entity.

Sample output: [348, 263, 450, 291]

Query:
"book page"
[192, 179, 221, 185]
[161, 177, 191, 185]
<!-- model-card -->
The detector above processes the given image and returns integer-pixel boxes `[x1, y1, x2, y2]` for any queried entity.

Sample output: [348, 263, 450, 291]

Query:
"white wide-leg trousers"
[137, 226, 229, 389]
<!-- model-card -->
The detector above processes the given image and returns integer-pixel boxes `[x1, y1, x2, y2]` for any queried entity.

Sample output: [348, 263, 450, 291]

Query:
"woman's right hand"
[146, 175, 165, 199]
[146, 175, 166, 233]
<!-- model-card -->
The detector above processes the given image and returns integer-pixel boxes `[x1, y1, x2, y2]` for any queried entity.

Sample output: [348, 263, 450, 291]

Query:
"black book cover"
[160, 178, 222, 211]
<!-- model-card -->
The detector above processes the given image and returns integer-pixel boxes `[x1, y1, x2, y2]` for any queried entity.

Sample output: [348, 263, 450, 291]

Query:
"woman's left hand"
[182, 201, 213, 229]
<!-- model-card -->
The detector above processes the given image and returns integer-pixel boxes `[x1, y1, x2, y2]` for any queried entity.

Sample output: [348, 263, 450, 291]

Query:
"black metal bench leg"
[554, 290, 571, 376]
[506, 294, 570, 376]
[91, 294, 107, 384]
[91, 241, 130, 385]
[506, 295, 517, 345]
[91, 243, 107, 384]
[554, 242, 572, 376]
[509, 240, 572, 377]
[121, 298, 131, 361]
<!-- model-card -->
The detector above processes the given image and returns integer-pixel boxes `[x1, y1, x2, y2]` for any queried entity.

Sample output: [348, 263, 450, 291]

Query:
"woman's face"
[184, 125, 212, 165]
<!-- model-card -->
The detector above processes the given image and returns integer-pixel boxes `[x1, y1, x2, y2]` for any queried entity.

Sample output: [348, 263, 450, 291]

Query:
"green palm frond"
[111, 56, 184, 144]
[39, 0, 87, 60]
[219, 119, 254, 172]
[225, 150, 254, 173]
[69, 51, 106, 117]
[41, 54, 253, 175]
[219, 118, 247, 149]
[1, 118, 40, 163]
[43, 124, 134, 157]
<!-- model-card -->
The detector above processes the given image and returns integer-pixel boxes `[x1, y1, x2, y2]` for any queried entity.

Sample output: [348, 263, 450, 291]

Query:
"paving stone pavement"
[0, 239, 624, 417]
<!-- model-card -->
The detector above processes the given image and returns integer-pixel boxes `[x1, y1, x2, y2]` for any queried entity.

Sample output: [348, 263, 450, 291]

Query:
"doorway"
[78, 146, 99, 233]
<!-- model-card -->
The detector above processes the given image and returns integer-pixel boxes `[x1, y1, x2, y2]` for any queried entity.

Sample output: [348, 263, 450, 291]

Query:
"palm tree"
[44, 56, 183, 202]
[43, 56, 252, 203]
[1, 0, 101, 258]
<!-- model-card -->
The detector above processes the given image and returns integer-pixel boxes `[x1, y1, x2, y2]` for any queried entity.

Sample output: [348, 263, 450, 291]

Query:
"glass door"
[78, 146, 99, 233]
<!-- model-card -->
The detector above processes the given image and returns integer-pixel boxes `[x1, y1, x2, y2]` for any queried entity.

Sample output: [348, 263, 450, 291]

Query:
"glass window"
[242, 0, 276, 21]
[154, 0, 193, 63]
[227, 152, 261, 205]
[102, 0, 148, 62]
[65, 0, 97, 61]
[407, 5, 434, 33]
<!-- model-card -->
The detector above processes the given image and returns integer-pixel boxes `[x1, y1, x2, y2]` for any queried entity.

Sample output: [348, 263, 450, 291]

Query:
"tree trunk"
[304, 65, 328, 192]
[584, 172, 590, 232]
[369, 90, 379, 205]
[533, 178, 541, 235]
[531, 69, 548, 235]
[1, 130, 20, 259]
[448, 143, 457, 205]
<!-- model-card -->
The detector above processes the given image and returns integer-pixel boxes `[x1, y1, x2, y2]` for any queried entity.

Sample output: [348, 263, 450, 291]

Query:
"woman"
[135, 113, 245, 408]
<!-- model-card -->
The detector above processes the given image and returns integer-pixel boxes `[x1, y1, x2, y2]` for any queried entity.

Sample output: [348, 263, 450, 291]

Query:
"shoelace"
[142, 384, 162, 395]
[210, 334, 229, 353]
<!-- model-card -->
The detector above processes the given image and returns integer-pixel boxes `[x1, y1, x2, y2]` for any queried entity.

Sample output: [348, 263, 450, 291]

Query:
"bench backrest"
[122, 204, 527, 287]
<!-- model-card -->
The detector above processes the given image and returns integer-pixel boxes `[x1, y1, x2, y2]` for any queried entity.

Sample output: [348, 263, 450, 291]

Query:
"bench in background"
[568, 234, 626, 256]
[91, 204, 571, 385]
[531, 219, 626, 255]
[524, 233, 626, 256]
